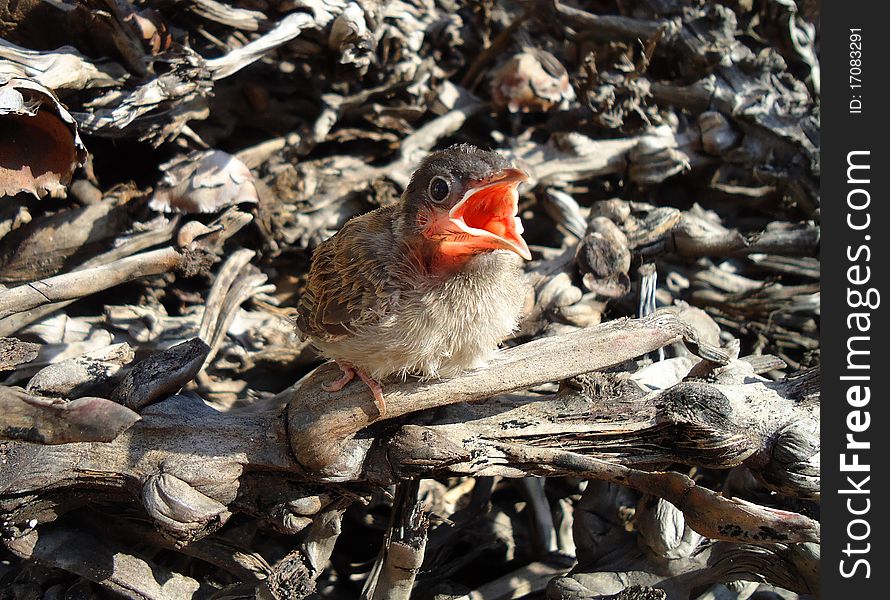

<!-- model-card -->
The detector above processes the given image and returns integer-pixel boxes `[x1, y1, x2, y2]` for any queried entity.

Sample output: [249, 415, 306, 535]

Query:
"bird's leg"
[323, 361, 356, 392]
[322, 362, 386, 416]
[355, 369, 386, 416]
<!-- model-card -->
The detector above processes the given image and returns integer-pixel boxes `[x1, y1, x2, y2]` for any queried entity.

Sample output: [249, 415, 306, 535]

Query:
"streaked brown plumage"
[297, 145, 532, 414]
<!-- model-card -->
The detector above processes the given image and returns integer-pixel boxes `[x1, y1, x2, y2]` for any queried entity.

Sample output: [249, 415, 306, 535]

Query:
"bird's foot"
[356, 370, 386, 417]
[322, 362, 386, 416]
[323, 362, 355, 392]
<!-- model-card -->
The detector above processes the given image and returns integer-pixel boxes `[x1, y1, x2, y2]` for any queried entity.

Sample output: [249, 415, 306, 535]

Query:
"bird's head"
[398, 144, 531, 266]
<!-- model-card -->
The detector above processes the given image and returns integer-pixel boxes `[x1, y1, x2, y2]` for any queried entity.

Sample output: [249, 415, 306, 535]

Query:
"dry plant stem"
[97, 513, 271, 583]
[285, 312, 723, 472]
[0, 39, 126, 90]
[0, 199, 130, 284]
[0, 366, 818, 548]
[521, 138, 638, 185]
[551, 542, 818, 598]
[257, 501, 350, 598]
[366, 480, 427, 600]
[0, 392, 297, 542]
[0, 209, 248, 323]
[197, 248, 274, 369]
[189, 0, 268, 31]
[520, 477, 559, 555]
[0, 218, 181, 337]
[553, 2, 668, 41]
[0, 247, 185, 320]
[302, 502, 349, 577]
[500, 444, 818, 544]
[207, 13, 316, 80]
[465, 559, 574, 600]
[87, 217, 182, 266]
[199, 249, 256, 342]
[201, 279, 268, 367]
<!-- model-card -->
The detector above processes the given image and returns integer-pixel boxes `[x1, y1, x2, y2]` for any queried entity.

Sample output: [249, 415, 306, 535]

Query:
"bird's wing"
[297, 208, 397, 340]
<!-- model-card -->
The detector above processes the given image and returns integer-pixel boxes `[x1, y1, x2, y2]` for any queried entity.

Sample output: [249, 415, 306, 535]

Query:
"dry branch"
[207, 13, 317, 80]
[6, 522, 205, 599]
[285, 311, 727, 472]
[0, 247, 185, 319]
[0, 315, 818, 558]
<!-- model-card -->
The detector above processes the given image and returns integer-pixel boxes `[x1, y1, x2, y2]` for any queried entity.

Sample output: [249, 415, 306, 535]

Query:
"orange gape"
[432, 168, 530, 263]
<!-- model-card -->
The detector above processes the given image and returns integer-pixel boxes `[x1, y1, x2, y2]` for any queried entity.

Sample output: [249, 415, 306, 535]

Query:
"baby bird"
[296, 144, 531, 415]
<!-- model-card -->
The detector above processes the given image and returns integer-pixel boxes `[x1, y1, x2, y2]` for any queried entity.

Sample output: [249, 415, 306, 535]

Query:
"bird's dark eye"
[428, 176, 450, 203]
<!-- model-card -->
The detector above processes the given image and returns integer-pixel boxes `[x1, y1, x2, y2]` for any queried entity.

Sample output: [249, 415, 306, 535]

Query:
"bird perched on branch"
[297, 144, 531, 416]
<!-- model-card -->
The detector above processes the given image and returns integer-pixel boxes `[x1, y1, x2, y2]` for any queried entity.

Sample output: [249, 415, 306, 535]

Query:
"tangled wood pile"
[0, 0, 819, 598]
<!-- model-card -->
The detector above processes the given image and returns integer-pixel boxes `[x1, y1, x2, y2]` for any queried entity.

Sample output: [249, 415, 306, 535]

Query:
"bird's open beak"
[432, 168, 532, 260]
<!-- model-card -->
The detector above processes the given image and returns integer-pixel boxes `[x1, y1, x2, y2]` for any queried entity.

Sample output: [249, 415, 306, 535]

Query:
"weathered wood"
[0, 337, 39, 370]
[285, 312, 728, 472]
[111, 338, 210, 412]
[0, 333, 817, 551]
[0, 386, 139, 444]
[0, 247, 190, 320]
[6, 522, 205, 600]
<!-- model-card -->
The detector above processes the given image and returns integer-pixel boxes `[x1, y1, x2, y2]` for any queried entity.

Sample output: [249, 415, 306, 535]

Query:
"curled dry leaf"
[491, 48, 575, 114]
[328, 2, 376, 71]
[0, 77, 87, 199]
[576, 217, 632, 298]
[150, 150, 259, 214]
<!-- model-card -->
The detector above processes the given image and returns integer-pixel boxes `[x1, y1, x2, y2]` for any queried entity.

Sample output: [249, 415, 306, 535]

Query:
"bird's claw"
[356, 370, 386, 417]
[322, 362, 386, 416]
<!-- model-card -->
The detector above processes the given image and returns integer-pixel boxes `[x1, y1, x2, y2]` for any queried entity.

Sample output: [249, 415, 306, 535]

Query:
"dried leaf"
[0, 77, 87, 199]
[0, 38, 127, 91]
[150, 150, 259, 214]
